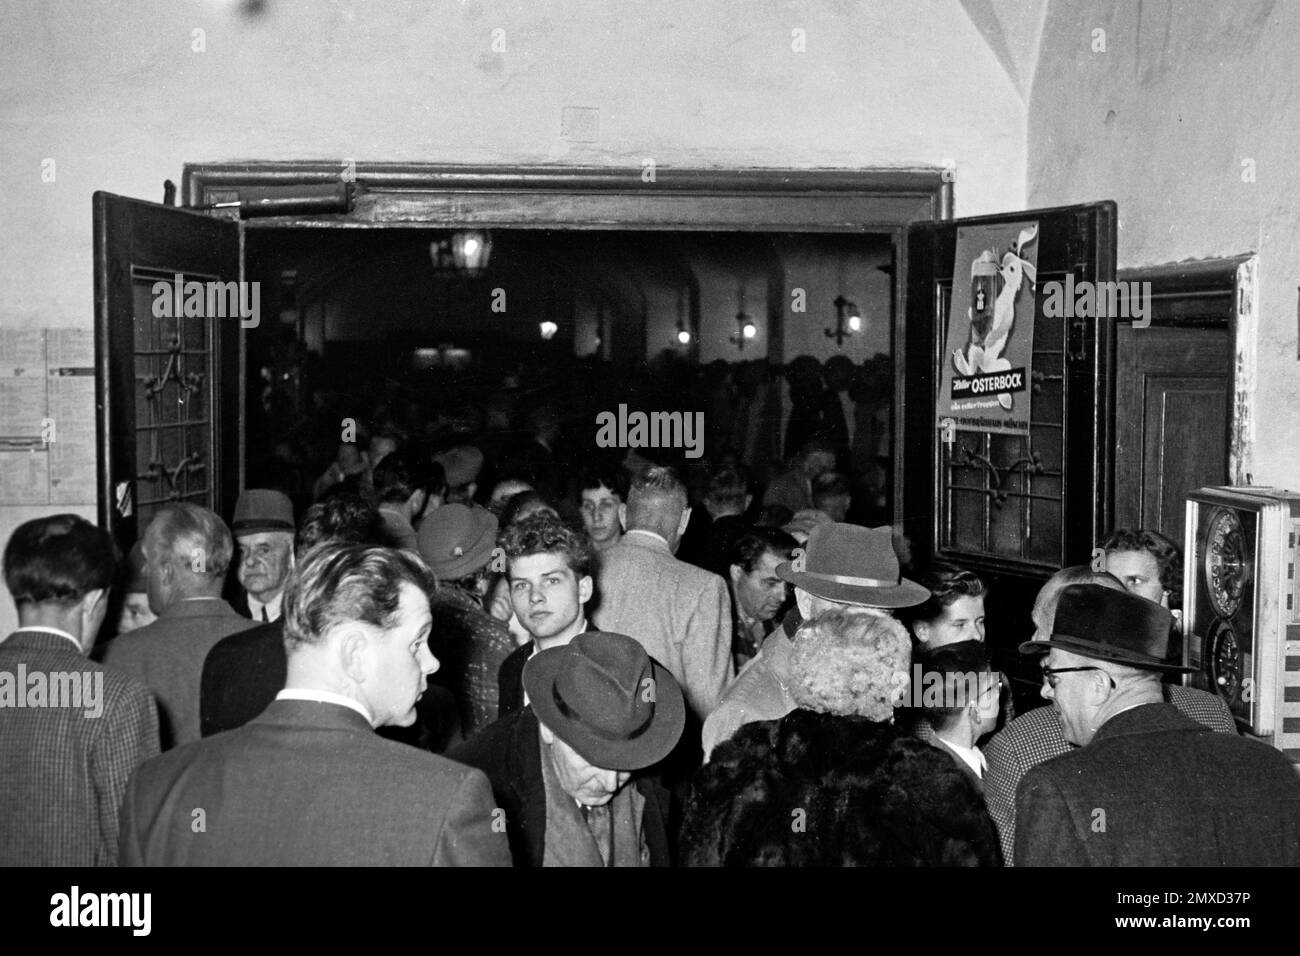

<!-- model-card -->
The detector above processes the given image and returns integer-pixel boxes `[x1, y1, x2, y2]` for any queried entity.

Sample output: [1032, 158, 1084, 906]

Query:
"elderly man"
[104, 503, 255, 749]
[120, 544, 510, 866]
[594, 465, 731, 720]
[701, 522, 929, 759]
[1014, 584, 1300, 866]
[983, 566, 1238, 863]
[0, 515, 159, 865]
[451, 631, 683, 866]
[229, 489, 296, 623]
[726, 527, 797, 672]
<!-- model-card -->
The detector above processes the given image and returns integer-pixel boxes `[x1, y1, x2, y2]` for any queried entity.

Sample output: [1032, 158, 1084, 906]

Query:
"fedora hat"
[416, 503, 497, 579]
[525, 631, 685, 771]
[433, 445, 485, 489]
[231, 489, 295, 536]
[1018, 583, 1194, 673]
[776, 523, 929, 608]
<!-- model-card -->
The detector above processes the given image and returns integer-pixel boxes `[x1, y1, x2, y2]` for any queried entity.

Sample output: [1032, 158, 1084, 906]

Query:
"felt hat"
[525, 631, 685, 771]
[416, 503, 497, 579]
[231, 489, 295, 536]
[1018, 583, 1194, 673]
[776, 523, 929, 608]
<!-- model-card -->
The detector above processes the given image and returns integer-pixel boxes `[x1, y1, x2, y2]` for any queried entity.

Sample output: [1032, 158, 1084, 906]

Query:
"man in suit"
[983, 566, 1237, 863]
[120, 543, 510, 866]
[0, 515, 159, 865]
[104, 503, 255, 749]
[726, 527, 797, 672]
[593, 465, 731, 720]
[702, 522, 929, 759]
[451, 631, 682, 866]
[229, 489, 296, 623]
[1014, 583, 1300, 866]
[201, 492, 457, 751]
[495, 512, 594, 717]
[918, 640, 1000, 790]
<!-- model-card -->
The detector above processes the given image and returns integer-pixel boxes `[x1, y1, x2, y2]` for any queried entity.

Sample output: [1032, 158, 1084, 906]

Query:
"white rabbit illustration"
[952, 225, 1038, 410]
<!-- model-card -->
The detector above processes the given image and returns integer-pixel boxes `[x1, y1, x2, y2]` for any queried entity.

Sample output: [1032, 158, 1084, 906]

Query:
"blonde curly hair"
[789, 609, 911, 721]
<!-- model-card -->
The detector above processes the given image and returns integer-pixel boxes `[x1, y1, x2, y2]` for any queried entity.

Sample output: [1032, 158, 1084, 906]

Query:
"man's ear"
[676, 505, 692, 539]
[794, 588, 814, 621]
[744, 493, 753, 512]
[338, 628, 369, 683]
[618, 502, 627, 531]
[464, 482, 477, 501]
[578, 574, 594, 605]
[729, 564, 744, 586]
[913, 620, 931, 644]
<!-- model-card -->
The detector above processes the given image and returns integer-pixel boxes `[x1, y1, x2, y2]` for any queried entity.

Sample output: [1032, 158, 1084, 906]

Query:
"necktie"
[581, 803, 613, 866]
[260, 605, 269, 623]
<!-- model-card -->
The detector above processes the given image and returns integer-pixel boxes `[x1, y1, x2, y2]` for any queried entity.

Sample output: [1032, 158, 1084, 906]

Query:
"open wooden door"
[93, 193, 243, 556]
[901, 202, 1117, 704]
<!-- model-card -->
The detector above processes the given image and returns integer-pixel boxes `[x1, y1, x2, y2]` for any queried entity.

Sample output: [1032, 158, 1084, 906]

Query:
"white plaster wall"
[1026, 0, 1300, 489]
[0, 0, 1026, 633]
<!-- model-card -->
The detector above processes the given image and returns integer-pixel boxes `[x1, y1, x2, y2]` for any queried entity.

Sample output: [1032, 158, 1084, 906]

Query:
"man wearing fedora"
[450, 631, 683, 867]
[1014, 583, 1300, 866]
[701, 522, 929, 760]
[229, 488, 296, 623]
[983, 566, 1236, 864]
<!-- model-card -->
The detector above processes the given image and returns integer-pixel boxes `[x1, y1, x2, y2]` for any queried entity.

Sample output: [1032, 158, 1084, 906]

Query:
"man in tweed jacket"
[985, 567, 1235, 863]
[0, 515, 159, 866]
[593, 466, 731, 720]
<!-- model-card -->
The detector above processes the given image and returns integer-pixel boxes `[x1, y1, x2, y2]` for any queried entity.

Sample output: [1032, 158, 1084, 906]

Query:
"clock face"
[1208, 619, 1243, 705]
[1204, 507, 1248, 619]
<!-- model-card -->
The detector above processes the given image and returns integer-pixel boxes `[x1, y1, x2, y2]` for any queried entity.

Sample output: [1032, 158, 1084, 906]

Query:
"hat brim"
[1018, 636, 1197, 674]
[232, 521, 296, 536]
[776, 563, 930, 609]
[525, 651, 686, 772]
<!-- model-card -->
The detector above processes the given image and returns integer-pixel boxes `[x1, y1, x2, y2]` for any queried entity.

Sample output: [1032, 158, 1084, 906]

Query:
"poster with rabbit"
[936, 220, 1040, 437]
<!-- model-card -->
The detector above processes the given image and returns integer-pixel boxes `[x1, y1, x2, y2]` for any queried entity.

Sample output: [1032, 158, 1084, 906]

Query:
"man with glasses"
[1013, 583, 1300, 866]
[982, 566, 1236, 863]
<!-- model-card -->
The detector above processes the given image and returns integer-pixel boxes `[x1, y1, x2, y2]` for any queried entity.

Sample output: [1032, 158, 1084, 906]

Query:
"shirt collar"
[6, 626, 83, 654]
[275, 687, 372, 724]
[939, 737, 986, 778]
[624, 529, 670, 550]
[247, 591, 284, 620]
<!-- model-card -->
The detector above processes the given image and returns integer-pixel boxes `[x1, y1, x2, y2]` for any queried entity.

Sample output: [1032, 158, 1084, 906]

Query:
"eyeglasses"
[1040, 665, 1116, 690]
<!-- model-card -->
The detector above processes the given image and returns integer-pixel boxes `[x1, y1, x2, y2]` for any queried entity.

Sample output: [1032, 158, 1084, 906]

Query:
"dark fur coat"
[681, 709, 1002, 866]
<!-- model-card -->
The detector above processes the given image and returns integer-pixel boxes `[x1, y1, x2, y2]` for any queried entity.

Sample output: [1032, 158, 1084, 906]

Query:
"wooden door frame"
[182, 162, 952, 521]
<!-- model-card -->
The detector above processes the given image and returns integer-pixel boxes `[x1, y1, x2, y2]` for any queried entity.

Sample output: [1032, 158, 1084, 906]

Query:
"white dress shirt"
[275, 687, 372, 724]
[247, 591, 284, 623]
[940, 737, 987, 779]
[3, 625, 83, 653]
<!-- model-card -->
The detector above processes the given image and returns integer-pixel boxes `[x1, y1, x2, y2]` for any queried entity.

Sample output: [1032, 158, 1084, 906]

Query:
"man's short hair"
[1102, 527, 1182, 607]
[578, 460, 628, 500]
[811, 470, 850, 503]
[905, 563, 988, 627]
[789, 609, 911, 721]
[145, 503, 233, 581]
[918, 639, 993, 730]
[499, 512, 593, 579]
[283, 543, 436, 650]
[3, 514, 117, 607]
[296, 493, 386, 554]
[704, 465, 749, 513]
[729, 527, 798, 574]
[372, 448, 441, 505]
[625, 465, 688, 527]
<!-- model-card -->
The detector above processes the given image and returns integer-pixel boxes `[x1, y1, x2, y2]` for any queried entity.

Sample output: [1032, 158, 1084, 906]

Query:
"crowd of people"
[3, 361, 1299, 867]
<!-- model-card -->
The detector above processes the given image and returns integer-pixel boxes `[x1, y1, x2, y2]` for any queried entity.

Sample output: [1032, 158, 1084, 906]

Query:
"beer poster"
[936, 221, 1040, 437]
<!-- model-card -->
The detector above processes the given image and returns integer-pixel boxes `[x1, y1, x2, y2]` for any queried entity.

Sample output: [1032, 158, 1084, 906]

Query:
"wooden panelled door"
[93, 193, 243, 557]
[902, 202, 1117, 707]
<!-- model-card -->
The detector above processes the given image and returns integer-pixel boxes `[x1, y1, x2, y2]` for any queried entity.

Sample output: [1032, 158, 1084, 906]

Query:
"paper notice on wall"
[0, 328, 97, 505]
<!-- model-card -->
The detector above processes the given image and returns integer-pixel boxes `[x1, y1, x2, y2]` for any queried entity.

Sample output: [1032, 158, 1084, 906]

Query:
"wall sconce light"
[674, 288, 692, 346]
[539, 320, 559, 340]
[826, 295, 862, 347]
[675, 320, 692, 346]
[730, 286, 757, 351]
[429, 230, 493, 277]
